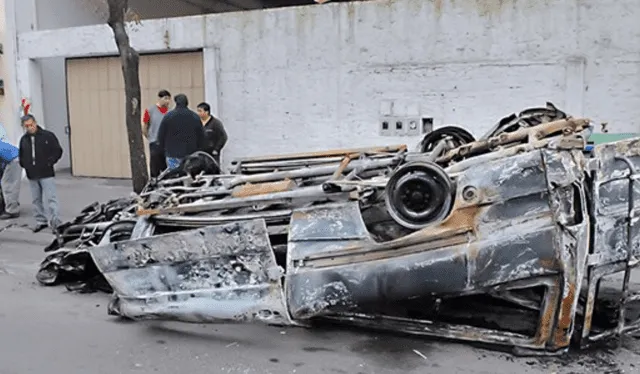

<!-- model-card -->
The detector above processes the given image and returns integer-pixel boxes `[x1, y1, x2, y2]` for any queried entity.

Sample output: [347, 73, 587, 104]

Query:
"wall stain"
[434, 0, 443, 17]
[474, 0, 508, 17]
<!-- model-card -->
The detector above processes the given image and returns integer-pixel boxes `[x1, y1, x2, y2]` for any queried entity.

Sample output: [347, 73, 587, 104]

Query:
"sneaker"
[0, 212, 19, 220]
[32, 223, 48, 233]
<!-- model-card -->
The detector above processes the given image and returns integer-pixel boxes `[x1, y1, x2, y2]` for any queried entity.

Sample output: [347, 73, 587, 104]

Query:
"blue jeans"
[29, 177, 60, 228]
[166, 157, 182, 170]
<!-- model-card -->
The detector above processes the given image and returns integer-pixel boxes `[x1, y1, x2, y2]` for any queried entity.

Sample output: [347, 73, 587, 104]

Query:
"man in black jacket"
[196, 102, 228, 166]
[18, 114, 64, 233]
[157, 94, 205, 170]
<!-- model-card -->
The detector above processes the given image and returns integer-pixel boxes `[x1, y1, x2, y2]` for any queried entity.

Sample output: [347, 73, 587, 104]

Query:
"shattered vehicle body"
[36, 103, 640, 356]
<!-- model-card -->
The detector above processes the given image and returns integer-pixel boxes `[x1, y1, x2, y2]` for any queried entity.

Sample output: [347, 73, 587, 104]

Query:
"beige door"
[66, 51, 205, 178]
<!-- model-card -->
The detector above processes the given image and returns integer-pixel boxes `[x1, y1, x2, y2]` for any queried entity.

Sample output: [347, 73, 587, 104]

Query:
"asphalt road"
[0, 174, 638, 374]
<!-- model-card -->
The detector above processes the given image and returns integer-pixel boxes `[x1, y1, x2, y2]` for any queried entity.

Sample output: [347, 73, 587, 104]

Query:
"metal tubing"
[231, 144, 407, 164]
[224, 156, 404, 189]
[153, 209, 293, 225]
[436, 118, 589, 164]
[142, 185, 357, 215]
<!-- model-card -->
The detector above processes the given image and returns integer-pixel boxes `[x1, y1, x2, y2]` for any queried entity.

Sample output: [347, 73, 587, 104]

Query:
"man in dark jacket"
[18, 114, 64, 233]
[196, 102, 228, 166]
[157, 94, 205, 170]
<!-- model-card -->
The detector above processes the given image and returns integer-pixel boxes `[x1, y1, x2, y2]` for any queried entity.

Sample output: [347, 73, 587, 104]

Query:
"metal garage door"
[66, 51, 205, 178]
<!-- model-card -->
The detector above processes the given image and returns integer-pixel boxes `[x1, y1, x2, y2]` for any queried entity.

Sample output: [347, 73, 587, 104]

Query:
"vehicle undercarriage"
[35, 103, 640, 356]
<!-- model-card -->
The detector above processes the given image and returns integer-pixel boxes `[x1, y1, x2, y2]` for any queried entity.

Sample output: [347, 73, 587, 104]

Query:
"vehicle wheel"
[418, 126, 475, 154]
[385, 161, 454, 230]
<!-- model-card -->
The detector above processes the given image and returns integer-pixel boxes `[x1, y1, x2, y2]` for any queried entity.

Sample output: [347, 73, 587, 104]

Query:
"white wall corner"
[16, 59, 45, 127]
[3, 0, 20, 145]
[564, 56, 587, 117]
[203, 47, 221, 118]
[18, 14, 207, 59]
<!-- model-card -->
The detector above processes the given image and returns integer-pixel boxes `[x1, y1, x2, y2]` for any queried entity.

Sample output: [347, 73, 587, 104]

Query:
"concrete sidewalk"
[0, 173, 638, 374]
[10, 171, 132, 227]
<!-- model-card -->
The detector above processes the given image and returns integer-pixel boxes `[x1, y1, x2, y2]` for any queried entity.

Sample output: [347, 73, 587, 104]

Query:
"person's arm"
[141, 109, 150, 138]
[48, 131, 64, 164]
[195, 118, 206, 151]
[156, 114, 168, 155]
[18, 137, 25, 168]
[212, 122, 228, 154]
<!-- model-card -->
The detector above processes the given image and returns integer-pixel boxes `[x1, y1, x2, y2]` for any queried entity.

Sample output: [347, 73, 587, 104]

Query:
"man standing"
[157, 94, 205, 170]
[18, 114, 64, 233]
[196, 102, 228, 166]
[0, 140, 21, 219]
[142, 89, 171, 177]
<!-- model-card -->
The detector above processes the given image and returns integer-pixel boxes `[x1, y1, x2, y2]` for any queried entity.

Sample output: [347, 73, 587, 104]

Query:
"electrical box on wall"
[378, 100, 427, 136]
[379, 116, 422, 136]
[0, 79, 5, 96]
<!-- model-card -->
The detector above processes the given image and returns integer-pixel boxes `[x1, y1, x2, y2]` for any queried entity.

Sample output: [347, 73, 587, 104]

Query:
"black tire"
[419, 126, 475, 153]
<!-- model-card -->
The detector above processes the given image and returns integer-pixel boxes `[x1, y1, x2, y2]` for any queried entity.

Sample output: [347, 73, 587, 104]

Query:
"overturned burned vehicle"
[37, 103, 640, 356]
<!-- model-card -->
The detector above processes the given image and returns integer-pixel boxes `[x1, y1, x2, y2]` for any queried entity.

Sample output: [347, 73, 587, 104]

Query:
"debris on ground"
[34, 102, 640, 356]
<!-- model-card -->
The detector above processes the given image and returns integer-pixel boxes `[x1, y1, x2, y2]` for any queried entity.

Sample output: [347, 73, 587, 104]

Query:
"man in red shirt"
[142, 90, 171, 177]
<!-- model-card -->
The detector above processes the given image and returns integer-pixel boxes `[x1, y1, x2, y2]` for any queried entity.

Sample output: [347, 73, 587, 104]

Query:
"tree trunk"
[106, 0, 148, 193]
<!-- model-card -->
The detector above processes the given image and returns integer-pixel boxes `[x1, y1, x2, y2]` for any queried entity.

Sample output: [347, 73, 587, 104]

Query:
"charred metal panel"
[453, 149, 549, 208]
[591, 138, 640, 262]
[289, 202, 371, 240]
[472, 229, 558, 287]
[285, 149, 589, 330]
[286, 203, 471, 318]
[579, 137, 640, 345]
[89, 220, 291, 324]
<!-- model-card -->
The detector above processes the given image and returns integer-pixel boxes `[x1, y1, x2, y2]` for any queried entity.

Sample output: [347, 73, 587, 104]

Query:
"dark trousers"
[149, 143, 167, 178]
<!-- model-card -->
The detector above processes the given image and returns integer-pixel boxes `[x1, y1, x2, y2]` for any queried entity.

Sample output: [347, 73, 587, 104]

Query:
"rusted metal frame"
[224, 155, 405, 189]
[236, 155, 398, 173]
[444, 139, 555, 174]
[177, 188, 232, 202]
[537, 148, 591, 350]
[139, 186, 212, 198]
[613, 156, 638, 336]
[137, 185, 357, 216]
[153, 174, 219, 188]
[240, 156, 346, 169]
[330, 153, 358, 180]
[578, 261, 639, 345]
[323, 144, 446, 192]
[230, 144, 407, 165]
[578, 151, 640, 347]
[152, 209, 293, 225]
[231, 179, 298, 198]
[478, 105, 566, 140]
[436, 118, 589, 164]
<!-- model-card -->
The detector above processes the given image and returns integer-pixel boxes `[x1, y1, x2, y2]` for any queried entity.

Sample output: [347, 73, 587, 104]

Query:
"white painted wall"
[31, 0, 232, 169]
[0, 0, 39, 146]
[16, 0, 640, 171]
[0, 0, 7, 133]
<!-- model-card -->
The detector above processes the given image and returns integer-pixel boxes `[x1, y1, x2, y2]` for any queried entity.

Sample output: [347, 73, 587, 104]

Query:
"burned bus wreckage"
[36, 103, 640, 356]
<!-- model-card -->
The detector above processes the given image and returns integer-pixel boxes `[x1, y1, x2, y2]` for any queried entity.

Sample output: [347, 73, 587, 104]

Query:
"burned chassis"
[39, 106, 640, 356]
